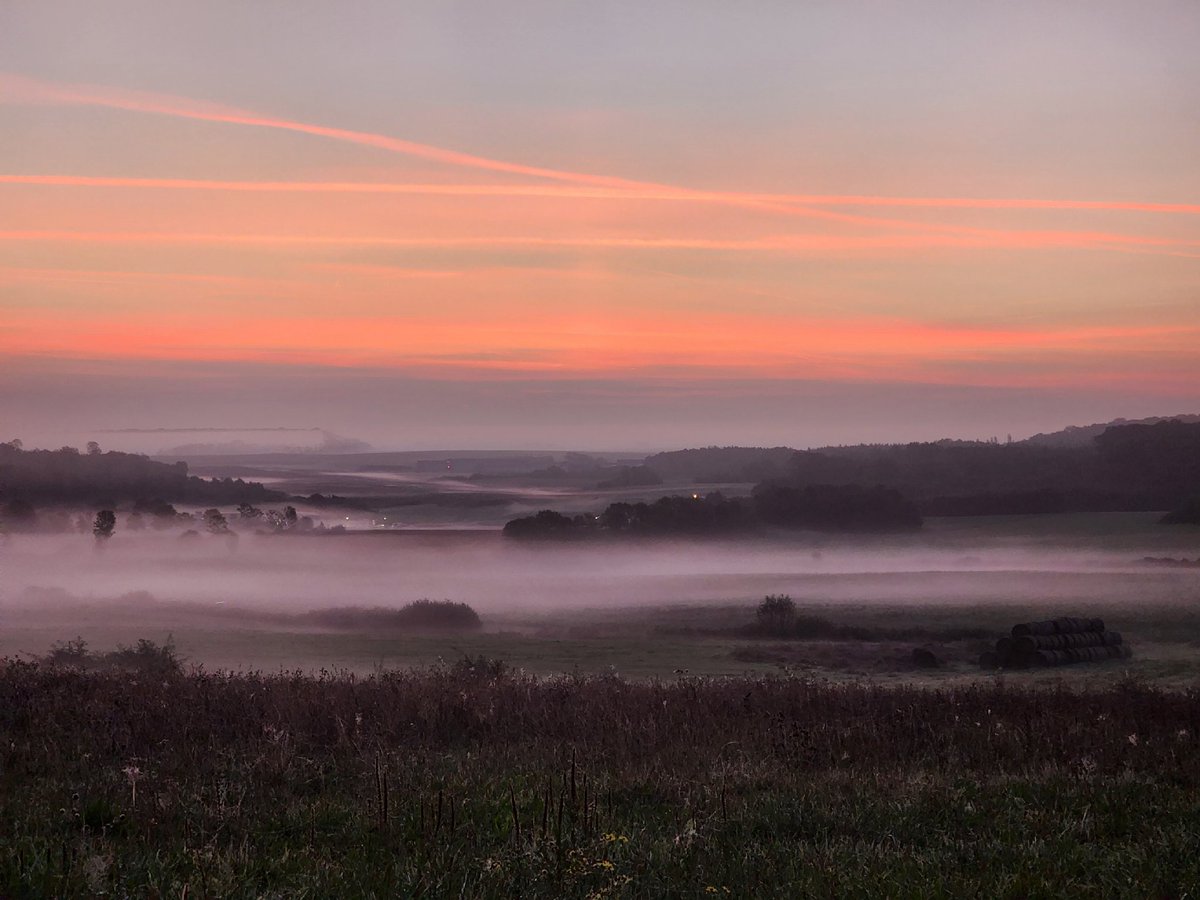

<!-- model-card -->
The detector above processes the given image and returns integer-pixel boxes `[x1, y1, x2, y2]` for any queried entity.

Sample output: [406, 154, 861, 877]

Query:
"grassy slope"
[2, 664, 1199, 897]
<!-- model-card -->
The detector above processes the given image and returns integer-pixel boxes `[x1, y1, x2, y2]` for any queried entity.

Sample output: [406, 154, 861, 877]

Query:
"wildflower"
[122, 765, 142, 806]
[1127, 733, 1139, 746]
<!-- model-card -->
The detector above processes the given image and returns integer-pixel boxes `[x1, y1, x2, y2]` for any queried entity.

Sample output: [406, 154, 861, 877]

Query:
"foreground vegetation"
[2, 659, 1199, 897]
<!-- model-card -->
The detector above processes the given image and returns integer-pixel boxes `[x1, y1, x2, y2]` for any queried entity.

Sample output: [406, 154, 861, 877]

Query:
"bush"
[755, 595, 796, 634]
[305, 600, 483, 632]
[105, 637, 184, 678]
[46, 636, 90, 666]
[449, 653, 508, 680]
[40, 636, 183, 677]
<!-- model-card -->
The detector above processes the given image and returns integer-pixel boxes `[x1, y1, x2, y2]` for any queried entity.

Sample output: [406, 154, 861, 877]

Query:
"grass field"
[2, 513, 1198, 894]
[3, 590, 1200, 685]
[2, 661, 1199, 897]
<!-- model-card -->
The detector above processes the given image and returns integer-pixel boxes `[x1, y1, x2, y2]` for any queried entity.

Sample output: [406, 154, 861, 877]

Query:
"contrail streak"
[0, 73, 989, 234]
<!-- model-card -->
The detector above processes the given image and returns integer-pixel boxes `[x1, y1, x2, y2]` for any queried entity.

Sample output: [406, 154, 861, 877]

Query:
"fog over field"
[3, 515, 1197, 618]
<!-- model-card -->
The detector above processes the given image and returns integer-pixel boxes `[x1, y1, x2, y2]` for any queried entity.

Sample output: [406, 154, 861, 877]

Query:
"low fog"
[2, 520, 1197, 619]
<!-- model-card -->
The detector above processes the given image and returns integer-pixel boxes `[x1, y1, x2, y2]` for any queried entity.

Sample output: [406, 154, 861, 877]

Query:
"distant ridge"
[161, 430, 371, 456]
[1022, 414, 1200, 448]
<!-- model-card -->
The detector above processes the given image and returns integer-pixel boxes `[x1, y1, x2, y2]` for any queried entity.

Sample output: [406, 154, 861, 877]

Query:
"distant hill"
[634, 420, 1200, 517]
[161, 430, 371, 456]
[1022, 414, 1200, 448]
[0, 442, 282, 507]
[643, 446, 797, 483]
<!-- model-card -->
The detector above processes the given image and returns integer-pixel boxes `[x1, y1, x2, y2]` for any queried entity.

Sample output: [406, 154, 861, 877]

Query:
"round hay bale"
[1053, 617, 1073, 634]
[1089, 617, 1105, 632]
[1013, 620, 1057, 637]
[1101, 631, 1123, 646]
[997, 637, 1014, 656]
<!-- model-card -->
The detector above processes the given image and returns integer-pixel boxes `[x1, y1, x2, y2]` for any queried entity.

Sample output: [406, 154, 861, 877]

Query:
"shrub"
[306, 599, 482, 632]
[104, 637, 184, 678]
[755, 594, 796, 634]
[449, 653, 508, 680]
[46, 636, 90, 666]
[40, 636, 183, 677]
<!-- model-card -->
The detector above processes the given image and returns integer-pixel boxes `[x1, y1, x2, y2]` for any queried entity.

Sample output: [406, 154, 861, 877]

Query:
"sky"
[2, 1, 1199, 452]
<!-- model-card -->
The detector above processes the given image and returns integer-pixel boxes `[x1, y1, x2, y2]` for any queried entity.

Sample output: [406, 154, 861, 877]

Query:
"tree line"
[503, 483, 922, 539]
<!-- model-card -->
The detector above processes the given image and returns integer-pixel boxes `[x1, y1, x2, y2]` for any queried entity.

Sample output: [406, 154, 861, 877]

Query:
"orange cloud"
[3, 228, 1198, 254]
[5, 174, 1197, 216]
[4, 304, 1193, 387]
[0, 72, 981, 235]
[785, 194, 1200, 215]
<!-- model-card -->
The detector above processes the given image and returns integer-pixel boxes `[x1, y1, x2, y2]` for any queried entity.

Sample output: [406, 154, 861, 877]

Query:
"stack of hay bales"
[981, 616, 1132, 669]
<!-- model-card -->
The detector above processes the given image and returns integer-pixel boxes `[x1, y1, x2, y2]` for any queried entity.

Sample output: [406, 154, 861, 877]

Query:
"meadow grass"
[2, 659, 1199, 897]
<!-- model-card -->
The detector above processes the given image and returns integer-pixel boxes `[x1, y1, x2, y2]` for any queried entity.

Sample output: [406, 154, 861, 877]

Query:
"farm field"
[3, 511, 1198, 895]
[4, 595, 1200, 686]
[2, 663, 1199, 897]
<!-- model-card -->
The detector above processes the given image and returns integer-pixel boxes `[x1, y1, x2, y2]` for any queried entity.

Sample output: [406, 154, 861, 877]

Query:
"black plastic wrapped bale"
[1032, 649, 1062, 667]
[1017, 632, 1110, 652]
[1015, 616, 1107, 638]
[998, 617, 1131, 668]
[1055, 616, 1103, 635]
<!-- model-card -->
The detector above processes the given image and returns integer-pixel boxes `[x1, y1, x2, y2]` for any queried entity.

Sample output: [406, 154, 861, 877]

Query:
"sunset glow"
[2, 3, 1199, 448]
